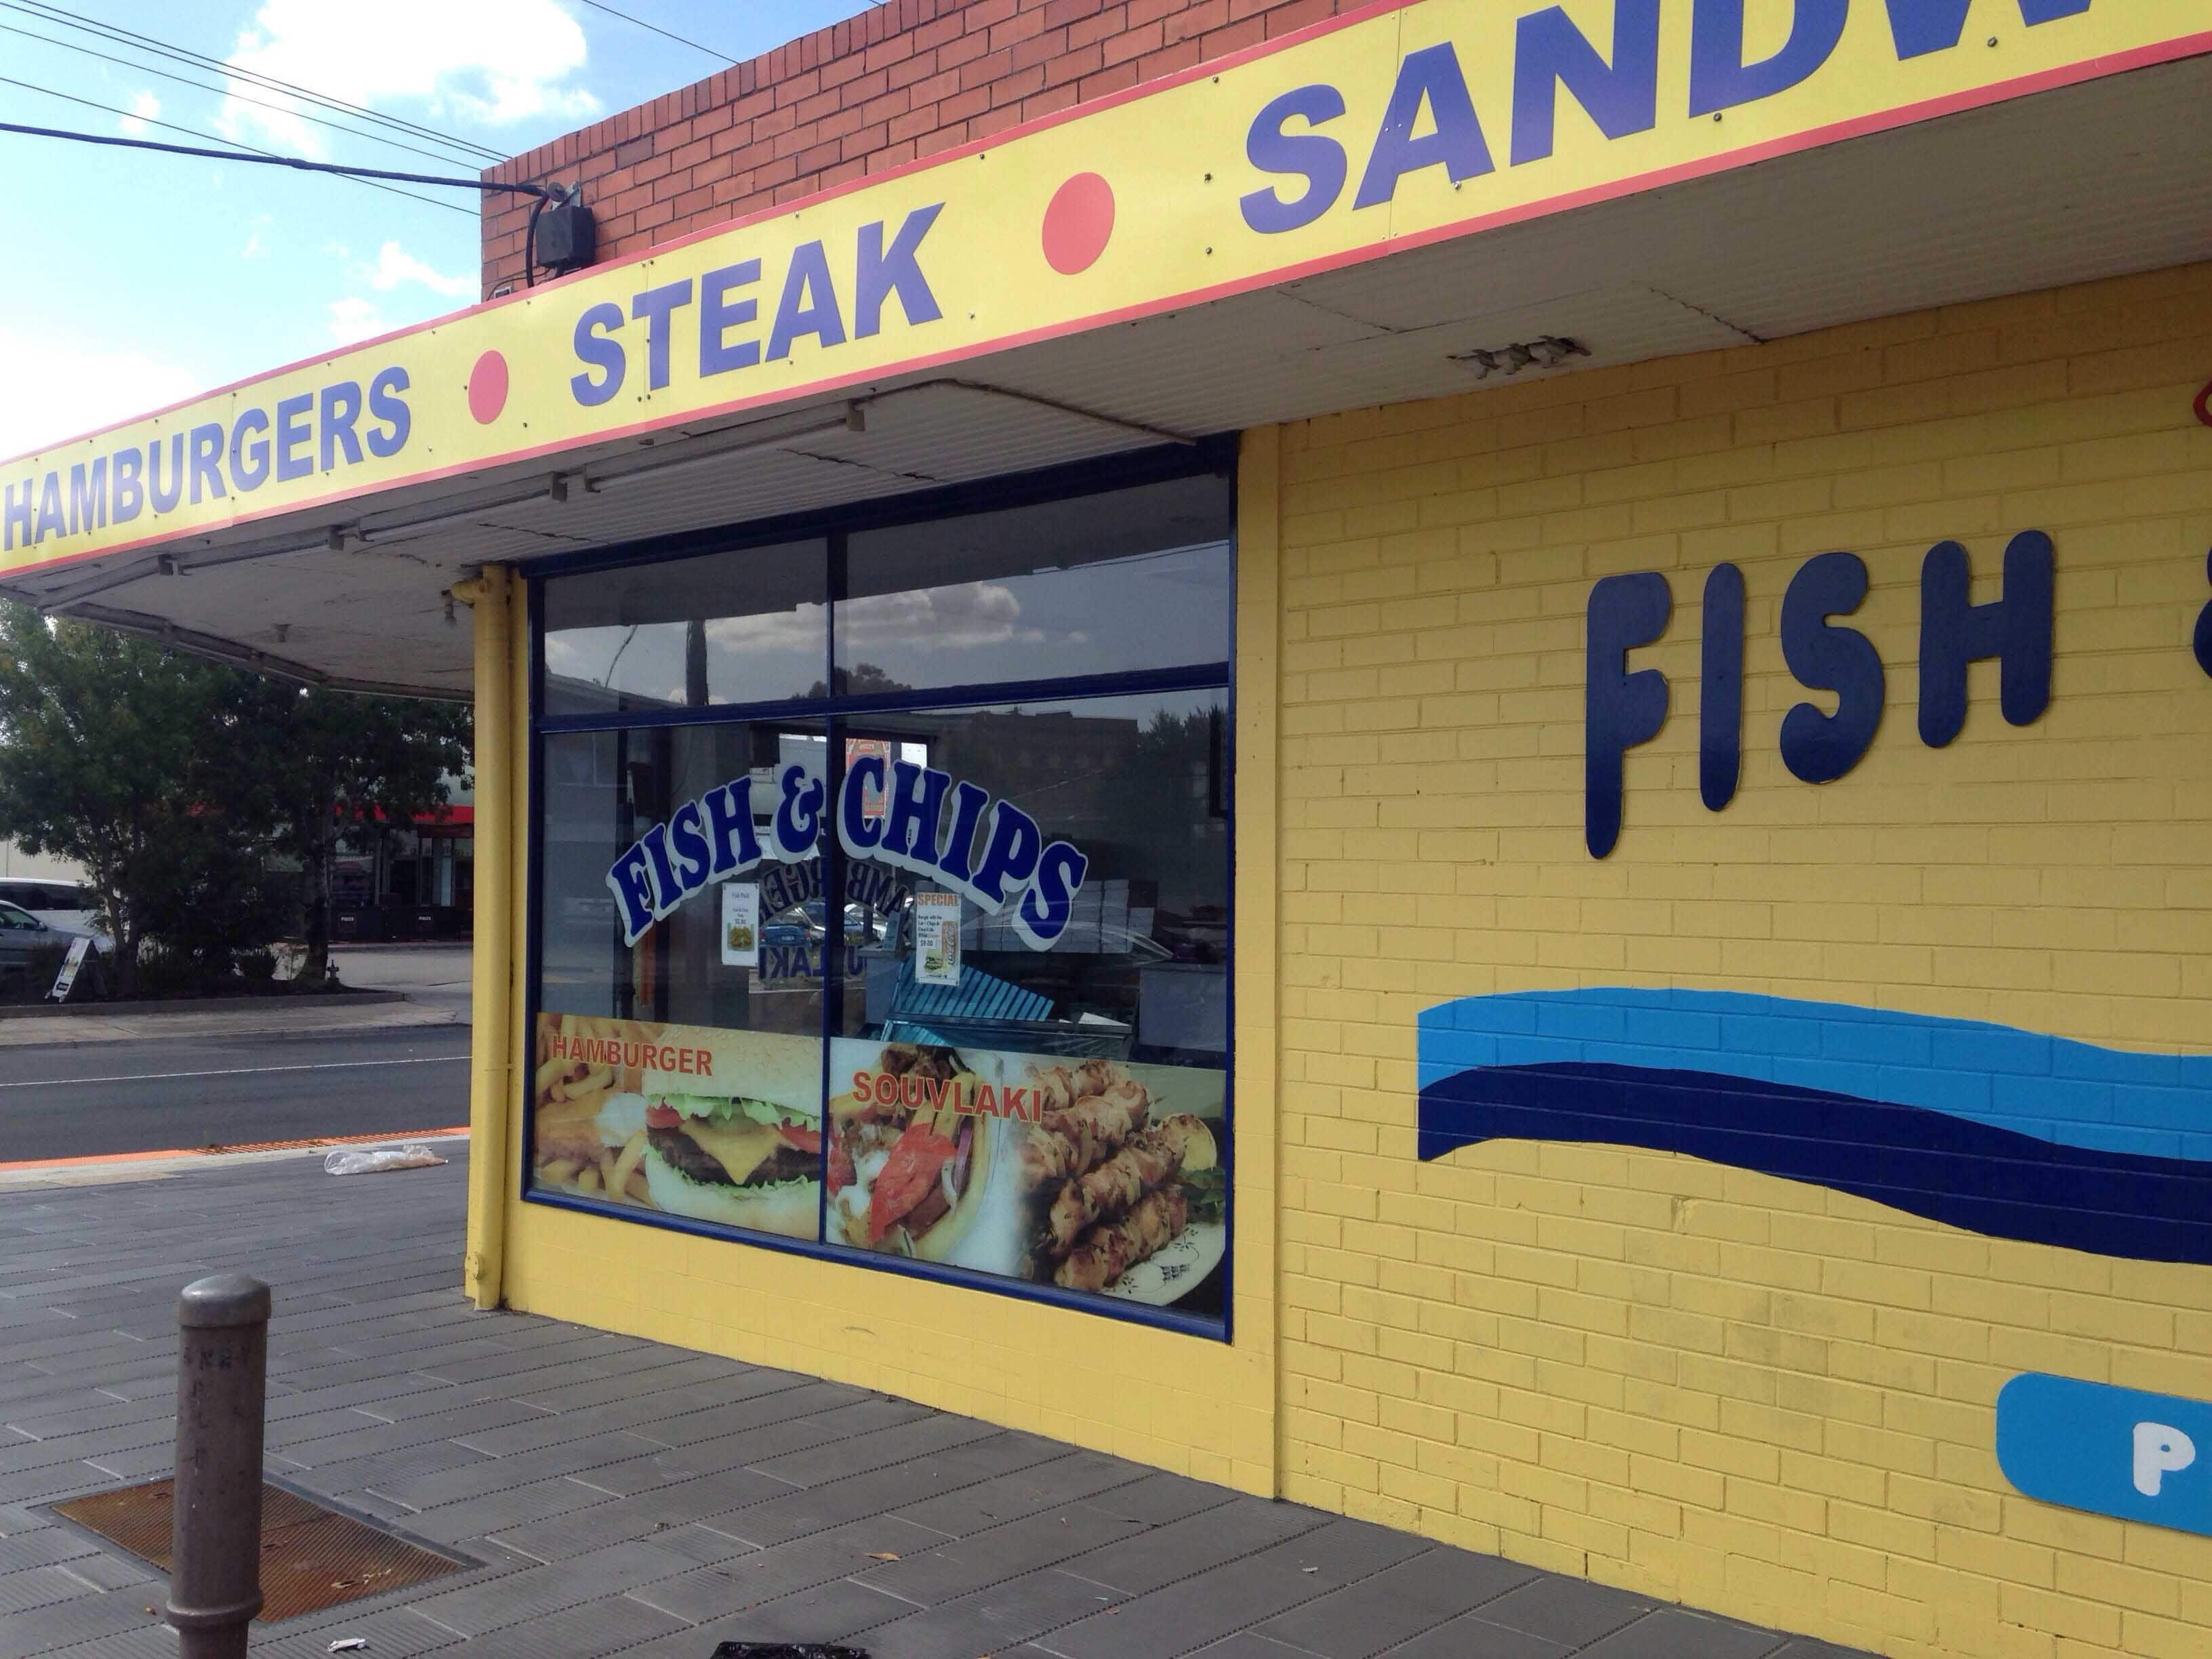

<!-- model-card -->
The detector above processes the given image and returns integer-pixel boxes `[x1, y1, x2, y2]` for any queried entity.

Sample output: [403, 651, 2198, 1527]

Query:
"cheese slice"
[676, 1117, 784, 1183]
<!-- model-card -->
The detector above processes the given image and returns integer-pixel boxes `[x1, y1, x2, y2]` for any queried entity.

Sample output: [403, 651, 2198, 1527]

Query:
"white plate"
[1097, 1218, 1226, 1306]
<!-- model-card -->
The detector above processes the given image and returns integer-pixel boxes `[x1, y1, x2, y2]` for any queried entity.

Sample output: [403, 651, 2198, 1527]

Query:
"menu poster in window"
[530, 1014, 823, 1240]
[720, 884, 760, 968]
[827, 1038, 1229, 1314]
[912, 890, 961, 987]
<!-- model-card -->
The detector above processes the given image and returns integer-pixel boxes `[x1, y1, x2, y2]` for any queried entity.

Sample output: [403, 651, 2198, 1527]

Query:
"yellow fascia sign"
[5, 0, 2205, 579]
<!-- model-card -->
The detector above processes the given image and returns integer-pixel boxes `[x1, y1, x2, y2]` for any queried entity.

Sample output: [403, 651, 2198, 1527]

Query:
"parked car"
[0, 879, 104, 941]
[761, 907, 822, 948]
[0, 901, 62, 975]
[802, 899, 890, 943]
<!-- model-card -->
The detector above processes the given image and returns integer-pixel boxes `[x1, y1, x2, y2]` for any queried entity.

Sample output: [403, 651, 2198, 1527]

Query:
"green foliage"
[0, 601, 472, 994]
[220, 680, 472, 982]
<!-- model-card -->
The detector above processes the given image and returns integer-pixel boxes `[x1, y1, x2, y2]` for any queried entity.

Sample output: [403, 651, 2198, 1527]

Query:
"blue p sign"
[1998, 1374, 2212, 1536]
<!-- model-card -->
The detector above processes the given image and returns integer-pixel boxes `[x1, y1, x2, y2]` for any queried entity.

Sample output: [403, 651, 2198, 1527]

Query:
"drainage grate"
[54, 1479, 465, 1622]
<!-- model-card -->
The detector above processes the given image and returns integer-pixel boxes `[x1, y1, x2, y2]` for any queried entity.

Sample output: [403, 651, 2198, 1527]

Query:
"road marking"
[0, 1054, 470, 1089]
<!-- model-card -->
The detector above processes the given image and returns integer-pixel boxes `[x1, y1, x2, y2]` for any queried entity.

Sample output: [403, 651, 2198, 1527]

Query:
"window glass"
[827, 689, 1229, 1318]
[530, 465, 1235, 1331]
[532, 720, 828, 1241]
[541, 537, 827, 714]
[838, 475, 1231, 693]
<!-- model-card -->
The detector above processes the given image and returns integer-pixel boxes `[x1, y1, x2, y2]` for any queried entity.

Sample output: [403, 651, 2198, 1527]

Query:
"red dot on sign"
[1042, 173, 1115, 275]
[468, 350, 509, 425]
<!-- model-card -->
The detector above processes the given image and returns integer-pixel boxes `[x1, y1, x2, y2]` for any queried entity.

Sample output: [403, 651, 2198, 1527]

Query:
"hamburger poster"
[531, 1014, 1228, 1315]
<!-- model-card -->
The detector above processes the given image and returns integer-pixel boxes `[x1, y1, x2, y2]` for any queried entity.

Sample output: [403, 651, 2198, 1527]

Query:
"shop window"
[540, 535, 827, 714]
[839, 474, 1231, 693]
[527, 457, 1234, 1334]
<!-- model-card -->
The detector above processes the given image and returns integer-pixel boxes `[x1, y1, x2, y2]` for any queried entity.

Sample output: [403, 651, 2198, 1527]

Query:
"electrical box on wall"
[535, 196, 596, 274]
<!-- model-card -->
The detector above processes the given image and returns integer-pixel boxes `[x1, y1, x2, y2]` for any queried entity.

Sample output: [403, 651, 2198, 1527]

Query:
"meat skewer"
[1054, 1186, 1189, 1292]
[1041, 1114, 1215, 1257]
[1018, 1080, 1151, 1183]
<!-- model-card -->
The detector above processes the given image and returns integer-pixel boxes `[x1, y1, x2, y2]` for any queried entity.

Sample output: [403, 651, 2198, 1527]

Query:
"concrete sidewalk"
[0, 1153, 1868, 1659]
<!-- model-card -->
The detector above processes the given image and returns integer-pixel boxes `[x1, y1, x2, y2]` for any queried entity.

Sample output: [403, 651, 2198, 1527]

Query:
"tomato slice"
[644, 1103, 681, 1130]
[867, 1122, 957, 1244]
[827, 1141, 855, 1195]
[778, 1125, 822, 1154]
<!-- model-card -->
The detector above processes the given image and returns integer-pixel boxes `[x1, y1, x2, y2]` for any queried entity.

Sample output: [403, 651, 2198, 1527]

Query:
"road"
[0, 1028, 471, 1163]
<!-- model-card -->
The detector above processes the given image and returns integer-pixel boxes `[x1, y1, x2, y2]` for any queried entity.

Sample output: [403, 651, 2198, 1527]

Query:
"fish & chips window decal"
[526, 460, 1236, 1328]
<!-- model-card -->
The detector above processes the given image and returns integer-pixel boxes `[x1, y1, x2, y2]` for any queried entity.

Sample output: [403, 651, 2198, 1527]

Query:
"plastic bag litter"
[323, 1144, 447, 1176]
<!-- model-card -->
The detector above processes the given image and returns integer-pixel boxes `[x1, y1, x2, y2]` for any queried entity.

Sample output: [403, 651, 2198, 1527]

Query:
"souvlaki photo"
[828, 1039, 1229, 1314]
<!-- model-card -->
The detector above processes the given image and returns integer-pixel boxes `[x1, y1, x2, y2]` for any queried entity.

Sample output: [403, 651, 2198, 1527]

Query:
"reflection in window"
[838, 474, 1231, 693]
[539, 721, 826, 1036]
[541, 537, 827, 714]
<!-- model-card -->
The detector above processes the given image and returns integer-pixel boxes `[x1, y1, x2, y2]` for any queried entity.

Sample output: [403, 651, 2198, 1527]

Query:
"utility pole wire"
[0, 0, 504, 165]
[574, 0, 738, 65]
[0, 20, 492, 172]
[0, 81, 482, 219]
[0, 112, 562, 218]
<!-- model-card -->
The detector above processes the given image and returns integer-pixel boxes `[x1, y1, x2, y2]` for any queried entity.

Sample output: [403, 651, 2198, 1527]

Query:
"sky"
[0, 0, 878, 460]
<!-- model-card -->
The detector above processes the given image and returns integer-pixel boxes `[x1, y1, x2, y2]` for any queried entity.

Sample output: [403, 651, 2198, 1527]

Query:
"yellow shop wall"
[1265, 264, 2212, 1658]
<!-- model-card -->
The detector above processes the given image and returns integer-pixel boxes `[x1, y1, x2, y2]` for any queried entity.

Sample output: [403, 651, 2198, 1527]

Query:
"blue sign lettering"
[0, 371, 413, 551]
[1240, 0, 2095, 234]
[609, 762, 1084, 950]
[1584, 533, 2089, 857]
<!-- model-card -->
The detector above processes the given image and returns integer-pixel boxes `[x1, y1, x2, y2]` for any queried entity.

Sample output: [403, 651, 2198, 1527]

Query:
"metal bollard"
[167, 1274, 270, 1659]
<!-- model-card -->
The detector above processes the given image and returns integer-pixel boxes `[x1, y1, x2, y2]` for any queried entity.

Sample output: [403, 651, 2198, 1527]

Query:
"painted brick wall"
[479, 0, 1357, 297]
[1261, 262, 2212, 1658]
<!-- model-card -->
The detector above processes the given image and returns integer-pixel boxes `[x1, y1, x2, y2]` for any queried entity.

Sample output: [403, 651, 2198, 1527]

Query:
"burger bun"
[642, 1147, 819, 1238]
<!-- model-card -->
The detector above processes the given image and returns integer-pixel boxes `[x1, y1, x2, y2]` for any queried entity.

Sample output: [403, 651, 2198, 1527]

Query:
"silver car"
[0, 901, 62, 975]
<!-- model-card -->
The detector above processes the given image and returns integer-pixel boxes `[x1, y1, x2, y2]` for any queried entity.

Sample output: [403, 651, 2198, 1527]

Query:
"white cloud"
[117, 91, 159, 138]
[364, 240, 474, 300]
[241, 215, 273, 260]
[218, 0, 596, 159]
[326, 297, 390, 345]
[0, 330, 202, 464]
[705, 583, 1030, 657]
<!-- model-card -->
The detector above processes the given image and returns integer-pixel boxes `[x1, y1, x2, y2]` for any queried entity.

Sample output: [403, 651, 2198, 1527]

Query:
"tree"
[222, 682, 472, 987]
[0, 604, 262, 994]
[808, 661, 911, 699]
[0, 601, 472, 994]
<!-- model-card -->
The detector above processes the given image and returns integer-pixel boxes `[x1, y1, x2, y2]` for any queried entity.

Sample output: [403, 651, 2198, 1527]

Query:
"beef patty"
[649, 1126, 817, 1188]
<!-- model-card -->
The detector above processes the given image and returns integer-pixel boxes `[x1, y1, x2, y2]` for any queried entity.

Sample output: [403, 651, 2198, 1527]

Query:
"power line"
[0, 101, 550, 220]
[9, 0, 504, 163]
[0, 1, 504, 165]
[574, 0, 738, 65]
[0, 115, 555, 203]
[0, 19, 490, 172]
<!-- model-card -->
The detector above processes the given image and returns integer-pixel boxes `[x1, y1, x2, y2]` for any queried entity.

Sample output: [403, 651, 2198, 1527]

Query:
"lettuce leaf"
[656, 1094, 812, 1129]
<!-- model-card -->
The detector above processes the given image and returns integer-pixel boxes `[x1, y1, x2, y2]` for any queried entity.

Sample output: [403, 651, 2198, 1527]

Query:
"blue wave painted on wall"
[1417, 990, 2212, 1265]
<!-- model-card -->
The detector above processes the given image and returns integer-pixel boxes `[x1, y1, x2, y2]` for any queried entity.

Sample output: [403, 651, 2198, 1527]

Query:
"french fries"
[610, 1129, 649, 1197]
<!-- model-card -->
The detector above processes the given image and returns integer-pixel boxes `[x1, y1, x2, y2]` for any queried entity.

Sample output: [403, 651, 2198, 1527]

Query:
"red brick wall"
[479, 0, 1359, 296]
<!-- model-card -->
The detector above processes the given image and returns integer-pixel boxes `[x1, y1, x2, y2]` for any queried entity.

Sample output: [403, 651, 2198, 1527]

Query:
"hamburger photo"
[634, 1035, 825, 1237]
[531, 1017, 825, 1238]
